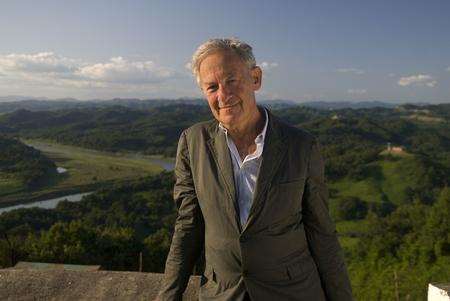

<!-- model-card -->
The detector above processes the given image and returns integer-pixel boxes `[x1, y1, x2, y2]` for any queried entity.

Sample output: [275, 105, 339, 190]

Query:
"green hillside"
[330, 150, 447, 208]
[330, 149, 448, 255]
[0, 105, 212, 157]
[0, 136, 57, 197]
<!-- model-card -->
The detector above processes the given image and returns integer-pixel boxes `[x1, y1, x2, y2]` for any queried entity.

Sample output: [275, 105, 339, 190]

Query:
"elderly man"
[158, 38, 352, 301]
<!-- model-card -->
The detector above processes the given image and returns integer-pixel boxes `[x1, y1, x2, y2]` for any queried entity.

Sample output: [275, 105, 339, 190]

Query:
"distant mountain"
[298, 101, 404, 110]
[0, 95, 51, 102]
[0, 98, 303, 113]
[258, 99, 298, 109]
[0, 98, 206, 114]
[0, 97, 443, 114]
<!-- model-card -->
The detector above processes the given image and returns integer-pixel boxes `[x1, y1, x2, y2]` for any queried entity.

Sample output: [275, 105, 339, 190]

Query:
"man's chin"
[218, 115, 239, 128]
[214, 106, 243, 126]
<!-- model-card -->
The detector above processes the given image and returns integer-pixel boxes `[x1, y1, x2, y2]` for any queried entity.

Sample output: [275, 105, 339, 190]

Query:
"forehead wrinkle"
[201, 69, 235, 86]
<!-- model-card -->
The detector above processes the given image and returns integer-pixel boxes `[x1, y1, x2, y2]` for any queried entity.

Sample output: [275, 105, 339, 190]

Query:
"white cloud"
[0, 52, 178, 92]
[347, 89, 367, 95]
[76, 56, 173, 84]
[336, 68, 365, 75]
[398, 74, 437, 87]
[0, 52, 78, 76]
[259, 61, 279, 71]
[184, 62, 195, 78]
[447, 66, 450, 71]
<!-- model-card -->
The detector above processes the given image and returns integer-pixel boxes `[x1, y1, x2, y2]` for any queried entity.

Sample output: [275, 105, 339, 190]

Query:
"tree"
[142, 228, 172, 272]
[335, 196, 368, 221]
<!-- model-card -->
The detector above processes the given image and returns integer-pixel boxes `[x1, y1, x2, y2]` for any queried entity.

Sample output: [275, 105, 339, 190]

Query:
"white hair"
[191, 38, 257, 84]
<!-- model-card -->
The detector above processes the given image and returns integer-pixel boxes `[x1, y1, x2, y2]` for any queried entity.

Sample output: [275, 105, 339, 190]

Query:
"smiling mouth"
[218, 100, 240, 109]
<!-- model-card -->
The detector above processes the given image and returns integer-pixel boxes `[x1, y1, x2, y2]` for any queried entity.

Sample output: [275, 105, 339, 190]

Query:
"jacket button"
[242, 270, 248, 277]
[239, 236, 246, 242]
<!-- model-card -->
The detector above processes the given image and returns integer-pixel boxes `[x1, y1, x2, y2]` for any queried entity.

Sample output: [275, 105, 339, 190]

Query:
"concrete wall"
[0, 268, 200, 300]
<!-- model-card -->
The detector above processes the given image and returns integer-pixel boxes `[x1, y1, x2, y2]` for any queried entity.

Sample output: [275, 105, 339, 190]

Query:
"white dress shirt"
[218, 108, 269, 227]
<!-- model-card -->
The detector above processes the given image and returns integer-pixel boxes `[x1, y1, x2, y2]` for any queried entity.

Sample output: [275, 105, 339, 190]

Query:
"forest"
[0, 101, 449, 299]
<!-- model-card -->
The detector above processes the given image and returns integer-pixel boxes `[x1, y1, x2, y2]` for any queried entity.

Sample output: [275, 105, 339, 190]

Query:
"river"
[0, 192, 93, 214]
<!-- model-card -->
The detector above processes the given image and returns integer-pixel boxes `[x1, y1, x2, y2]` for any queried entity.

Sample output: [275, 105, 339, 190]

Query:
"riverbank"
[0, 182, 99, 209]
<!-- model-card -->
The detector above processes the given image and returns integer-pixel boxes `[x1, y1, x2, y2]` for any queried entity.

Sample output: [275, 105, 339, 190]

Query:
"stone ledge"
[0, 268, 200, 301]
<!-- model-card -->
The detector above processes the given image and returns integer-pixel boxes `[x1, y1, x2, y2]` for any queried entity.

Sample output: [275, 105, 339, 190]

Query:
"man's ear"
[251, 66, 262, 91]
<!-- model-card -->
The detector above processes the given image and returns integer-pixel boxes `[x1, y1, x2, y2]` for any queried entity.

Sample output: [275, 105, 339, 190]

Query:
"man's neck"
[227, 107, 265, 159]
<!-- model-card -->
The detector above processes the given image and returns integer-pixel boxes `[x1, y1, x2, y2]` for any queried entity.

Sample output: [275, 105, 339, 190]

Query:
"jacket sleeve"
[303, 138, 353, 301]
[158, 130, 205, 301]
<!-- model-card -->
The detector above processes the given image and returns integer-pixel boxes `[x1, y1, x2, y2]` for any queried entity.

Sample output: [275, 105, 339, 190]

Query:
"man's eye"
[207, 85, 218, 92]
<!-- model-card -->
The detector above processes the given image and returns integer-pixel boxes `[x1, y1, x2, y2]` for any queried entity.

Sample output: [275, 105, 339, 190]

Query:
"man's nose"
[217, 85, 232, 103]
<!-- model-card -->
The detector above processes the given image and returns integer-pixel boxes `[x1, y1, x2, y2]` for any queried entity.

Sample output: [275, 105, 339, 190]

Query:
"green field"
[0, 139, 170, 205]
[0, 172, 23, 196]
[329, 151, 419, 206]
[331, 151, 421, 251]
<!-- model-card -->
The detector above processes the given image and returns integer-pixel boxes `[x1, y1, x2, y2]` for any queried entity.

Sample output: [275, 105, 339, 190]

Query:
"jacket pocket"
[267, 212, 302, 235]
[200, 265, 228, 298]
[275, 176, 305, 186]
[273, 180, 305, 202]
[204, 264, 217, 284]
[267, 177, 306, 217]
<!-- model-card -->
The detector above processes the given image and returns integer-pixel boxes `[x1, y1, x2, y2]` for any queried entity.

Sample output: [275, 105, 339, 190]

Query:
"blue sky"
[0, 0, 449, 103]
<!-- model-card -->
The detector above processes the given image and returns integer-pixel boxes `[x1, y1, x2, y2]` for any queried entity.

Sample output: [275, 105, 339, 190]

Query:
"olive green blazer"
[158, 110, 352, 301]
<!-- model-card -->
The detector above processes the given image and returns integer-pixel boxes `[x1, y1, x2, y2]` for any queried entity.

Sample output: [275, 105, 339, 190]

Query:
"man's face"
[198, 50, 262, 130]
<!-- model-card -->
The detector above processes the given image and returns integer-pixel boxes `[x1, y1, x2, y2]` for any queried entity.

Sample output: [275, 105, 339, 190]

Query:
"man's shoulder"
[183, 119, 218, 141]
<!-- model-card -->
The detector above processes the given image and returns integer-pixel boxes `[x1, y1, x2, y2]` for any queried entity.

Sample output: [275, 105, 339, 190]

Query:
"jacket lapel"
[242, 111, 286, 233]
[207, 126, 242, 233]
